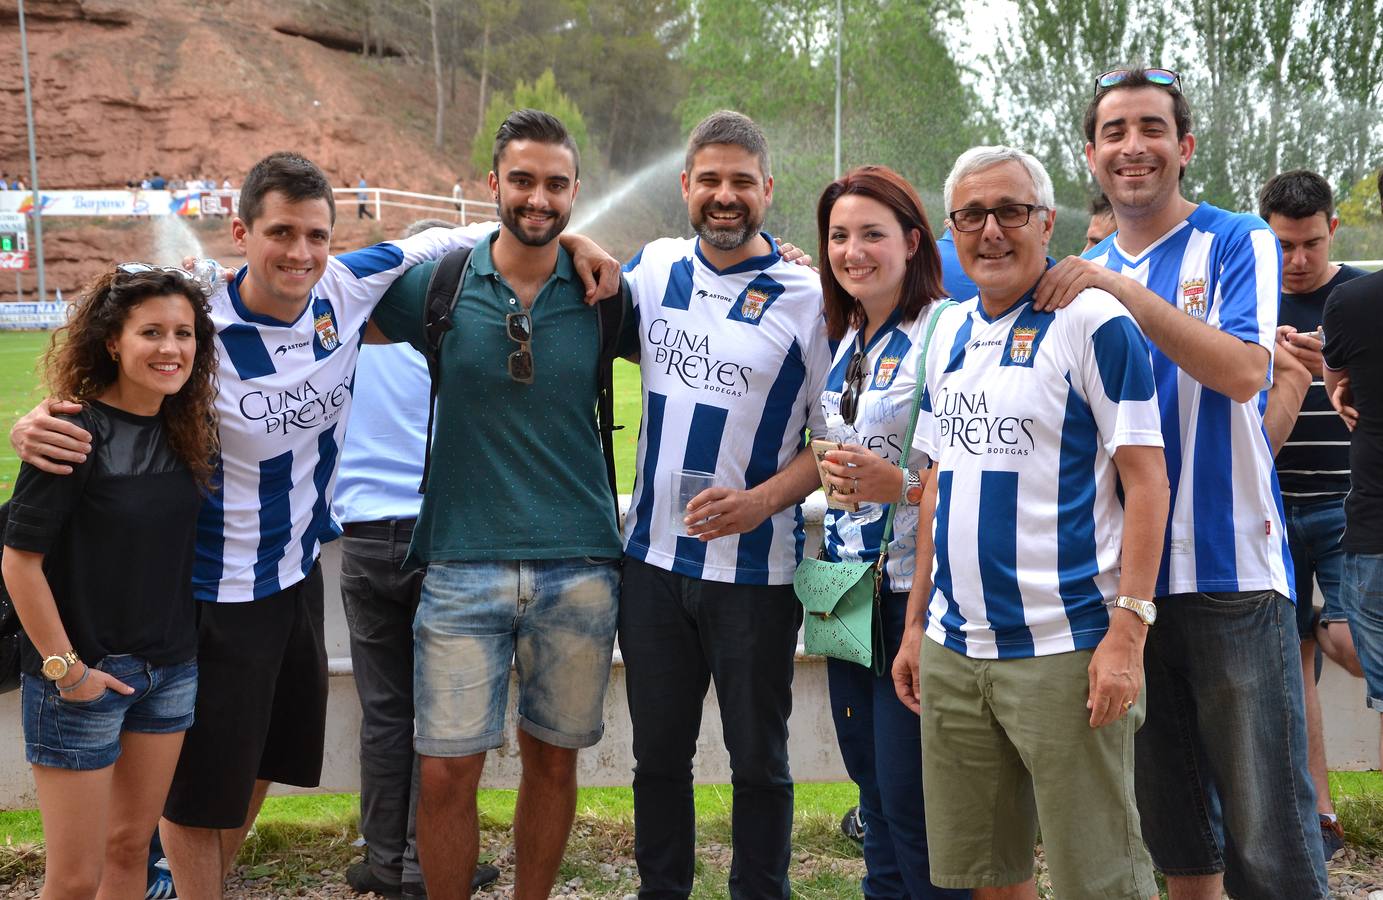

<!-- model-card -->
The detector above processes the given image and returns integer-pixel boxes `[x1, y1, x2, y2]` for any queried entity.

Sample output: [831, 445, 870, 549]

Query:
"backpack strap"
[593, 278, 629, 508]
[418, 247, 474, 494]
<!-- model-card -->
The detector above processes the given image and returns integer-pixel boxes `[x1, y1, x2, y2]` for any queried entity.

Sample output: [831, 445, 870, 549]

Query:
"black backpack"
[416, 247, 627, 508]
[0, 501, 22, 694]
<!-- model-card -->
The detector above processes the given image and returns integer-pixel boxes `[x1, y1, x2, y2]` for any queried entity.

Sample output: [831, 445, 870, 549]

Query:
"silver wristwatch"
[902, 468, 923, 506]
[1113, 595, 1157, 626]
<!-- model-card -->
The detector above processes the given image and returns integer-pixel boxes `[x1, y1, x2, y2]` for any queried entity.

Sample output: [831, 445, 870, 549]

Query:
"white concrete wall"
[1, 496, 1378, 809]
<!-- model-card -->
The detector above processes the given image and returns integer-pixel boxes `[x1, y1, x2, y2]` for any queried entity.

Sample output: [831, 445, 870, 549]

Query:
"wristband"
[56, 664, 91, 693]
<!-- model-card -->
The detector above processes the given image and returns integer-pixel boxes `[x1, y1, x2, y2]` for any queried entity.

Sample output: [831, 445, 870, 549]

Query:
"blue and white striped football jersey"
[912, 289, 1163, 659]
[621, 236, 831, 585]
[819, 303, 944, 594]
[194, 224, 491, 603]
[1085, 202, 1293, 601]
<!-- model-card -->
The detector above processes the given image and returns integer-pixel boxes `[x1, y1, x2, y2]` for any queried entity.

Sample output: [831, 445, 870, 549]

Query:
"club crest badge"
[1181, 277, 1208, 319]
[741, 288, 769, 320]
[1010, 327, 1038, 364]
[875, 356, 901, 388]
[314, 311, 339, 351]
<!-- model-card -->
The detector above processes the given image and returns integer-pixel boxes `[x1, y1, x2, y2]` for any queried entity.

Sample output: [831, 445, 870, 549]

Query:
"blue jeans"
[1135, 591, 1327, 899]
[1284, 499, 1348, 634]
[827, 592, 968, 900]
[413, 557, 620, 756]
[22, 655, 197, 770]
[1337, 552, 1383, 711]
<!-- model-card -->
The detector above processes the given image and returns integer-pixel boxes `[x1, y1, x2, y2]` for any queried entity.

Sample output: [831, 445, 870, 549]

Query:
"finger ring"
[1123, 699, 1134, 711]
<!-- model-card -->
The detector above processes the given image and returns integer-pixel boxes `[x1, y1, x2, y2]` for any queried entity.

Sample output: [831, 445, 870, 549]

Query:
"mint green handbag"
[793, 301, 952, 673]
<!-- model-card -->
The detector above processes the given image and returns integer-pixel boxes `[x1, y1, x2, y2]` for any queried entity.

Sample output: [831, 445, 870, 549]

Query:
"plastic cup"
[670, 469, 716, 536]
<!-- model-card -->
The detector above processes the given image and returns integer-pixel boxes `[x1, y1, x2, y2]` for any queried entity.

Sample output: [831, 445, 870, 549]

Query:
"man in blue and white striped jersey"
[617, 110, 833, 900]
[1034, 67, 1330, 900]
[894, 145, 1168, 900]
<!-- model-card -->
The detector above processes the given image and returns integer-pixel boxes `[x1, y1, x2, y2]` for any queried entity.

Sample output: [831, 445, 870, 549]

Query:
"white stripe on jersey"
[195, 223, 491, 603]
[621, 235, 831, 585]
[1086, 202, 1292, 601]
[911, 289, 1162, 659]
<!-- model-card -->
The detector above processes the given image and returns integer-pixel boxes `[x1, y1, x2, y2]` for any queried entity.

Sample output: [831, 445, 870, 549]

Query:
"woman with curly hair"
[2, 264, 217, 899]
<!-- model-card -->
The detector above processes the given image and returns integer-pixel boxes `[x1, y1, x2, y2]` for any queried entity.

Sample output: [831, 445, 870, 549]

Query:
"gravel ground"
[6, 842, 1383, 897]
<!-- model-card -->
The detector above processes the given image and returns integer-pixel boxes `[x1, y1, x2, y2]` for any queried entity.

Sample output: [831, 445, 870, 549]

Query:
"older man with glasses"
[1034, 67, 1329, 900]
[894, 144, 1168, 900]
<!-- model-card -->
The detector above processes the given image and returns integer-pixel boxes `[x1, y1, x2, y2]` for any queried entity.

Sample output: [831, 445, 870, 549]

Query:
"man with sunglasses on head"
[366, 109, 630, 900]
[617, 110, 832, 900]
[1034, 67, 1329, 899]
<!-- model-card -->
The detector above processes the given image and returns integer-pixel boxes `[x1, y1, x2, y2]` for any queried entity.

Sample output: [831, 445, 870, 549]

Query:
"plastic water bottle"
[187, 257, 223, 295]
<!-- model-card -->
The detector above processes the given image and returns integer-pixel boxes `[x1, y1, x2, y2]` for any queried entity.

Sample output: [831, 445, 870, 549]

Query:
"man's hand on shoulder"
[560, 233, 621, 304]
[777, 241, 817, 271]
[1033, 255, 1121, 312]
[11, 399, 90, 475]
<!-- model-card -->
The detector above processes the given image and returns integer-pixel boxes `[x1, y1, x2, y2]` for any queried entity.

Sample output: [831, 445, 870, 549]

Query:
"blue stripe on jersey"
[736, 339, 807, 582]
[192, 458, 226, 601]
[943, 316, 974, 374]
[254, 450, 295, 595]
[727, 274, 784, 326]
[299, 424, 340, 576]
[627, 392, 667, 553]
[932, 470, 967, 653]
[1057, 381, 1110, 644]
[672, 403, 729, 578]
[1192, 391, 1235, 586]
[1143, 237, 1191, 591]
[337, 243, 405, 279]
[310, 296, 340, 361]
[219, 323, 277, 380]
[998, 305, 1054, 369]
[660, 258, 695, 311]
[622, 247, 644, 273]
[1093, 317, 1156, 401]
[978, 470, 1035, 658]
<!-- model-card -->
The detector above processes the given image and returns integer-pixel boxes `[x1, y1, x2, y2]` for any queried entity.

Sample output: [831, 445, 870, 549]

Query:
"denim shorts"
[21, 655, 197, 771]
[1284, 498, 1348, 634]
[1337, 552, 1383, 711]
[414, 557, 620, 756]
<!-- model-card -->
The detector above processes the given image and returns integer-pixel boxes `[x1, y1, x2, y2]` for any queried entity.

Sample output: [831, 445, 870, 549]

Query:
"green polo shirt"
[373, 232, 624, 564]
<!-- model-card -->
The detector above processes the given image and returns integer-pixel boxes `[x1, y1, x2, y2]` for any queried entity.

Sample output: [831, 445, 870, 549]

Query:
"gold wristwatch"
[1113, 596, 1157, 626]
[41, 650, 80, 682]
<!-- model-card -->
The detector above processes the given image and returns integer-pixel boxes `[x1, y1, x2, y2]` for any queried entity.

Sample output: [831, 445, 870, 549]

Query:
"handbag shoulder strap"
[877, 299, 955, 556]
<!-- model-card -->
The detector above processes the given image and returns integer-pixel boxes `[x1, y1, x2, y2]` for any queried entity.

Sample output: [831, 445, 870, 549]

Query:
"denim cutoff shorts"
[21, 655, 197, 770]
[414, 557, 620, 756]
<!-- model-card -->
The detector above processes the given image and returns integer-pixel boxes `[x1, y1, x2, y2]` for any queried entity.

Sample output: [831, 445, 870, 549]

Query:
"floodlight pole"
[833, 0, 842, 179]
[18, 0, 46, 302]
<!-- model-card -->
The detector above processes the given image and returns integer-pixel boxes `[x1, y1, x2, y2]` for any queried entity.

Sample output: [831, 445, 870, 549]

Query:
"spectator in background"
[0, 174, 9, 190]
[149, 172, 167, 191]
[1260, 168, 1369, 862]
[1322, 168, 1383, 817]
[222, 177, 233, 190]
[358, 174, 375, 220]
[1085, 192, 1117, 251]
[334, 218, 499, 900]
[452, 177, 464, 220]
[935, 226, 978, 300]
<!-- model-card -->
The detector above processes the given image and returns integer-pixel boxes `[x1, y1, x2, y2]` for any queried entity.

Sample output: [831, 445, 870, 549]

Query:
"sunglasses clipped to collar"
[1094, 67, 1181, 96]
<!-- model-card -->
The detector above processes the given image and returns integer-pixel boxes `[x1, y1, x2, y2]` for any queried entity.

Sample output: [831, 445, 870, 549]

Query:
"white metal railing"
[331, 187, 497, 226]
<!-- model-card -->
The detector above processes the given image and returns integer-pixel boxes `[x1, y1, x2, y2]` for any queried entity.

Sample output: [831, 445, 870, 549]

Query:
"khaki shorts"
[918, 637, 1155, 899]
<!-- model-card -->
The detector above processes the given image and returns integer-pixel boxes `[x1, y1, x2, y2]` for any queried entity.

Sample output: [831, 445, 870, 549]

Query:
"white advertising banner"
[0, 301, 71, 330]
[0, 190, 224, 217]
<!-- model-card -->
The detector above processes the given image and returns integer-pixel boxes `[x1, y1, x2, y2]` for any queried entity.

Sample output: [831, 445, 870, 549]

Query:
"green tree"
[470, 69, 591, 175]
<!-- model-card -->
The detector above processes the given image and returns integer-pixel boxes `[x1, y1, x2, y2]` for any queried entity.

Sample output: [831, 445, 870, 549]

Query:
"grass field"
[0, 333, 646, 502]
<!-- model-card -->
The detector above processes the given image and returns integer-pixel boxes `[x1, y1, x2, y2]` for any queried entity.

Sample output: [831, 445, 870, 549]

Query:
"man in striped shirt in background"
[1036, 67, 1329, 899]
[1260, 169, 1368, 862]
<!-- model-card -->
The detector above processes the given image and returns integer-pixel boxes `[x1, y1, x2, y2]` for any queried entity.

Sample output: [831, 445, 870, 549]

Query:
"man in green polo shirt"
[370, 109, 629, 900]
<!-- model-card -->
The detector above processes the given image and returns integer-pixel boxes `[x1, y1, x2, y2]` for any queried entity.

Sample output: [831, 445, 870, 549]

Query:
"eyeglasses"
[506, 310, 534, 384]
[1094, 67, 1181, 96]
[116, 262, 198, 281]
[948, 203, 1047, 233]
[838, 349, 867, 425]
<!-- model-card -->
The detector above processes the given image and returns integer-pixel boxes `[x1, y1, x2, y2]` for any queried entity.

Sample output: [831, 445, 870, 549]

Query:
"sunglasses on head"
[1094, 67, 1181, 96]
[116, 262, 200, 282]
